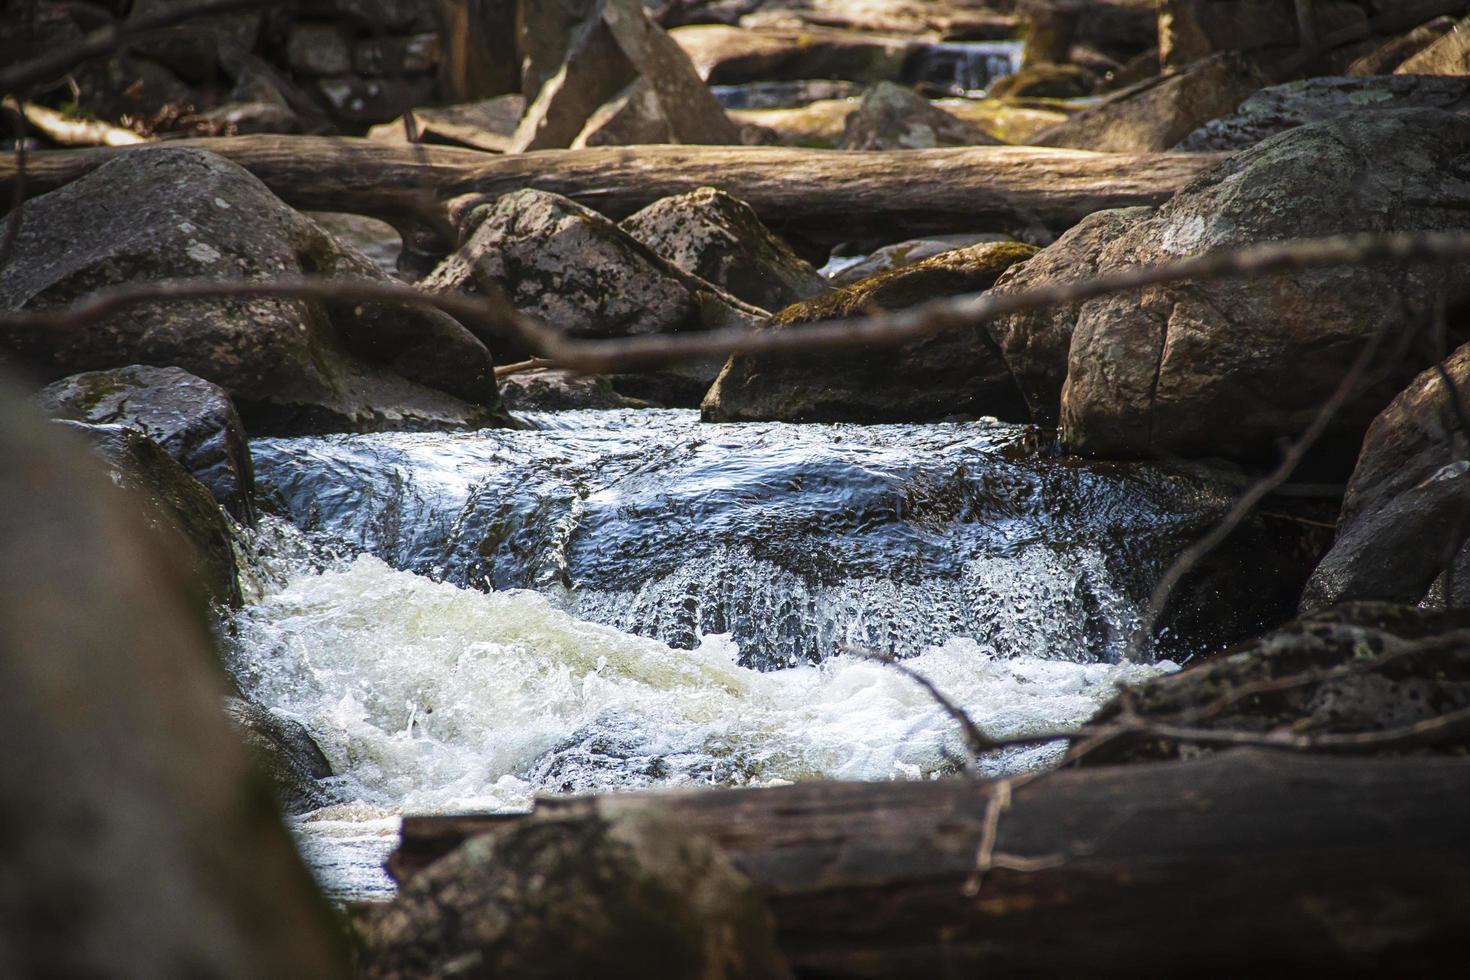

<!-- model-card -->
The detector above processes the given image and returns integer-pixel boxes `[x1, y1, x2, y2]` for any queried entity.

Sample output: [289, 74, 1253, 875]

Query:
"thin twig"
[844, 644, 996, 764]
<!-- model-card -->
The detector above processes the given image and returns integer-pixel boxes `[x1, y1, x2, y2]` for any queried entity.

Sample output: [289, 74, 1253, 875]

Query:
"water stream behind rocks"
[224, 409, 1267, 899]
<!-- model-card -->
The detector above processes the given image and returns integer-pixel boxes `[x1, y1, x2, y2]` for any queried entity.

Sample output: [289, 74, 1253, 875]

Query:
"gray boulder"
[40, 365, 256, 525]
[703, 241, 1036, 423]
[1177, 75, 1470, 151]
[984, 208, 1152, 428]
[836, 82, 1003, 150]
[497, 369, 655, 412]
[1302, 344, 1470, 611]
[0, 147, 505, 434]
[1059, 109, 1470, 468]
[361, 808, 791, 979]
[620, 187, 827, 312]
[0, 381, 346, 978]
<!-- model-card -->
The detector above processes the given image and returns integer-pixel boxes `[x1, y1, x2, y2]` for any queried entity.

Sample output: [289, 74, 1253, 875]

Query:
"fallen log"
[392, 750, 1470, 976]
[0, 136, 1224, 250]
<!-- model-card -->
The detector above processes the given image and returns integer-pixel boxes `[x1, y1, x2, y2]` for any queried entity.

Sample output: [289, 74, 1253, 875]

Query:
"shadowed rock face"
[0, 379, 346, 978]
[361, 808, 791, 979]
[40, 364, 257, 525]
[1303, 343, 1470, 612]
[620, 186, 827, 312]
[0, 146, 505, 435]
[702, 240, 1037, 423]
[1058, 109, 1470, 470]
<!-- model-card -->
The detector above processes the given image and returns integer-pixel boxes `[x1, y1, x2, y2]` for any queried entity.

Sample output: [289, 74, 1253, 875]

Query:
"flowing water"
[223, 409, 1244, 900]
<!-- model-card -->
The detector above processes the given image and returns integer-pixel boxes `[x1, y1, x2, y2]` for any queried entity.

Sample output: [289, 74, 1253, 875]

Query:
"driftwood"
[0, 136, 1224, 249]
[391, 750, 1470, 976]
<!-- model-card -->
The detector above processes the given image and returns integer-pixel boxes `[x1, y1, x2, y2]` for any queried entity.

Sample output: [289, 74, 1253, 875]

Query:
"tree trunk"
[0, 136, 1224, 251]
[392, 750, 1470, 977]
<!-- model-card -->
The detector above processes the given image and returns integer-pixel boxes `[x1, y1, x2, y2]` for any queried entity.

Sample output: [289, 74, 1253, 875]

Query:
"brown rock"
[987, 63, 1095, 100]
[1397, 16, 1470, 75]
[837, 82, 1004, 150]
[1347, 16, 1457, 75]
[367, 95, 526, 152]
[669, 23, 913, 84]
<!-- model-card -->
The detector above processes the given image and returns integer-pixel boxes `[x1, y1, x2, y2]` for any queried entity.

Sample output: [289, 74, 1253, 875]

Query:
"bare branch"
[843, 644, 996, 765]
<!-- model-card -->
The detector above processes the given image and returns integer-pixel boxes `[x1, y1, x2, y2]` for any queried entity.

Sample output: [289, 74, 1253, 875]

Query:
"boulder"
[0, 147, 506, 434]
[223, 696, 339, 815]
[367, 95, 526, 152]
[65, 422, 242, 608]
[619, 187, 827, 311]
[361, 809, 791, 979]
[1059, 109, 1470, 468]
[669, 23, 913, 84]
[1176, 74, 1470, 151]
[1347, 16, 1457, 75]
[286, 23, 353, 76]
[702, 241, 1036, 423]
[1157, 0, 1366, 71]
[0, 382, 345, 977]
[1302, 345, 1470, 611]
[1079, 602, 1470, 766]
[984, 207, 1152, 427]
[497, 368, 656, 411]
[39, 365, 256, 525]
[836, 82, 1004, 150]
[1033, 51, 1272, 152]
[512, 0, 741, 152]
[422, 188, 760, 359]
[828, 232, 1016, 286]
[1397, 16, 1470, 74]
[987, 64, 1095, 100]
[128, 0, 262, 82]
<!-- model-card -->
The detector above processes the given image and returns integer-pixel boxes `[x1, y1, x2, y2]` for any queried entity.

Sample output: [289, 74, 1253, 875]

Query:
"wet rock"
[1348, 16, 1458, 75]
[620, 187, 827, 311]
[670, 23, 913, 84]
[1060, 110, 1470, 469]
[498, 369, 656, 411]
[1176, 74, 1470, 151]
[837, 81, 1003, 150]
[39, 365, 256, 525]
[224, 696, 338, 814]
[423, 188, 759, 359]
[361, 809, 791, 979]
[985, 207, 1152, 427]
[1034, 51, 1272, 152]
[828, 232, 1015, 286]
[987, 63, 1095, 100]
[1302, 345, 1470, 611]
[513, 0, 740, 151]
[703, 241, 1036, 423]
[1397, 16, 1470, 75]
[64, 422, 242, 608]
[367, 95, 525, 152]
[0, 382, 346, 978]
[0, 146, 504, 434]
[1080, 603, 1470, 766]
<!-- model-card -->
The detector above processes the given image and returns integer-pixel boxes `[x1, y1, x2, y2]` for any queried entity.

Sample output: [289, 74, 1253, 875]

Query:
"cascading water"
[903, 40, 1025, 97]
[225, 409, 1245, 900]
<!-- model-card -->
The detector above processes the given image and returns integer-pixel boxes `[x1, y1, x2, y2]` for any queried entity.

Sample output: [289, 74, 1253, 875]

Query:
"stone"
[1347, 16, 1457, 75]
[1059, 110, 1470, 468]
[224, 696, 338, 815]
[39, 365, 256, 525]
[367, 95, 526, 153]
[0, 147, 505, 434]
[1176, 74, 1470, 151]
[0, 382, 346, 978]
[513, 0, 741, 152]
[828, 232, 1016, 286]
[836, 82, 1004, 150]
[987, 63, 1095, 100]
[64, 422, 242, 608]
[497, 369, 656, 411]
[702, 241, 1037, 423]
[1397, 16, 1470, 75]
[1158, 0, 1366, 70]
[354, 32, 441, 76]
[128, 0, 262, 82]
[1302, 344, 1470, 611]
[1079, 602, 1470, 766]
[620, 187, 827, 311]
[669, 23, 913, 84]
[360, 808, 791, 979]
[1034, 51, 1273, 153]
[286, 23, 353, 76]
[985, 208, 1152, 428]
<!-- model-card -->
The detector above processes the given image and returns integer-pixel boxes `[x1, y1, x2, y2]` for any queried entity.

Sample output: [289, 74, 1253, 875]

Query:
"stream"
[222, 409, 1245, 900]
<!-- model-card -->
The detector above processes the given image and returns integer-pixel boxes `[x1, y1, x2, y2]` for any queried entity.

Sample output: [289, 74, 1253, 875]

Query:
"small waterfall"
[904, 40, 1025, 96]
